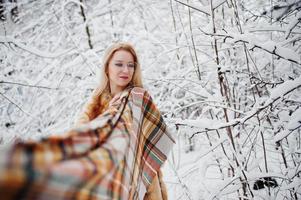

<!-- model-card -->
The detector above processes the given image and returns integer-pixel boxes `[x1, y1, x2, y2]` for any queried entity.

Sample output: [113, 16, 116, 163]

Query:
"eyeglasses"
[114, 62, 135, 69]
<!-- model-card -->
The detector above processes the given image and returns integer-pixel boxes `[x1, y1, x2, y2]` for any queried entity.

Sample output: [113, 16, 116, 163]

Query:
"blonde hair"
[81, 42, 143, 121]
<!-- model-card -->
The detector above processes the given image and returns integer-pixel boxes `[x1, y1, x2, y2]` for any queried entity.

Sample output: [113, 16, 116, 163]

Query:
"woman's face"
[108, 50, 135, 93]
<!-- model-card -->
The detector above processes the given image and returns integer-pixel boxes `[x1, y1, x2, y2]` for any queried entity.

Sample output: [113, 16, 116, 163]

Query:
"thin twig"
[176, 81, 301, 138]
[0, 92, 33, 117]
[199, 29, 301, 65]
[79, 0, 93, 49]
[0, 81, 59, 90]
[187, 0, 201, 80]
[173, 0, 210, 16]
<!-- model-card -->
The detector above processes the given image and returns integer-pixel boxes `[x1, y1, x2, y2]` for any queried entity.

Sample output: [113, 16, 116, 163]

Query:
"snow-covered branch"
[0, 81, 59, 90]
[173, 76, 301, 137]
[173, 0, 210, 16]
[0, 92, 33, 118]
[285, 12, 301, 39]
[199, 30, 301, 65]
[0, 36, 74, 58]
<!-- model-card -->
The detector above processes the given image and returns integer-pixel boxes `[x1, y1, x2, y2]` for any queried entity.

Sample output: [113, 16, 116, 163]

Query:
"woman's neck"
[109, 84, 124, 96]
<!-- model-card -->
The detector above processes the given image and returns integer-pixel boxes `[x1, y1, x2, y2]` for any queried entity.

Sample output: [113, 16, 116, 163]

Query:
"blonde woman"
[0, 42, 175, 200]
[75, 42, 144, 124]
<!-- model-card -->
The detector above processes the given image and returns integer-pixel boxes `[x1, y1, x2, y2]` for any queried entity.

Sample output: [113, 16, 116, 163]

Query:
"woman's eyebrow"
[114, 60, 134, 63]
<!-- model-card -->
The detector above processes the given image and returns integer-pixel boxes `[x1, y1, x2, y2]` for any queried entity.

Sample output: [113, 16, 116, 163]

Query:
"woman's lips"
[120, 76, 129, 79]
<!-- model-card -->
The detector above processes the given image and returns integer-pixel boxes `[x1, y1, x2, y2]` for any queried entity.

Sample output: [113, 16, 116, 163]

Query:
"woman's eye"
[115, 63, 123, 67]
[128, 63, 135, 68]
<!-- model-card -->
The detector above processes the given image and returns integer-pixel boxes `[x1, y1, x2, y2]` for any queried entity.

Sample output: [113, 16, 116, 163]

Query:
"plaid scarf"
[0, 87, 175, 200]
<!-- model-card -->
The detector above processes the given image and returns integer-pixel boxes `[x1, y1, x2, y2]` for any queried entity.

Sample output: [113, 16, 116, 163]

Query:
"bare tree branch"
[0, 92, 33, 117]
[0, 36, 74, 58]
[0, 81, 59, 90]
[174, 77, 301, 138]
[173, 0, 210, 16]
[199, 29, 301, 65]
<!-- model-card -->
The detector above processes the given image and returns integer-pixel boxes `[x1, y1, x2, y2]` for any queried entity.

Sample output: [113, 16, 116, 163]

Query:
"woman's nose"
[122, 66, 130, 73]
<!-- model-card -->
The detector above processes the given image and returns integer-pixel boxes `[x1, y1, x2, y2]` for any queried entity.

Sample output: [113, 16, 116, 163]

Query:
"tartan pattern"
[0, 87, 175, 200]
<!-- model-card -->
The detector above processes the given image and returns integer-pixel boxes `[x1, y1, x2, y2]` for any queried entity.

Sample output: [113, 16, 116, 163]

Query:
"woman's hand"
[109, 93, 121, 107]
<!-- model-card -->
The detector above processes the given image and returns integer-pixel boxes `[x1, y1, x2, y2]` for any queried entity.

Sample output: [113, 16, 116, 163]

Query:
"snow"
[269, 76, 301, 100]
[231, 33, 301, 64]
[273, 107, 301, 142]
[1, 0, 301, 199]
[0, 36, 73, 58]
[285, 12, 301, 39]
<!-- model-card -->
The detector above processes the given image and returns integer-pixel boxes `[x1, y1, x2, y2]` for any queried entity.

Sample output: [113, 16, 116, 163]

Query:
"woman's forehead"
[112, 50, 134, 61]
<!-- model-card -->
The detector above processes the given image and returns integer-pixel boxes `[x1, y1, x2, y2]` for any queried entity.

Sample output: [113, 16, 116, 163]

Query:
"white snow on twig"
[285, 12, 301, 39]
[0, 36, 74, 58]
[273, 107, 301, 142]
[231, 33, 300, 64]
[269, 76, 301, 100]
[172, 76, 301, 131]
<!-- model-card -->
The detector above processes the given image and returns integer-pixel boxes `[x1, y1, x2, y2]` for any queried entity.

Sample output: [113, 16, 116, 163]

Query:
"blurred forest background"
[0, 0, 300, 199]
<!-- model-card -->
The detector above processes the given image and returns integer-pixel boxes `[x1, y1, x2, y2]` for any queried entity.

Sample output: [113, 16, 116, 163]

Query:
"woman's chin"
[117, 82, 131, 88]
